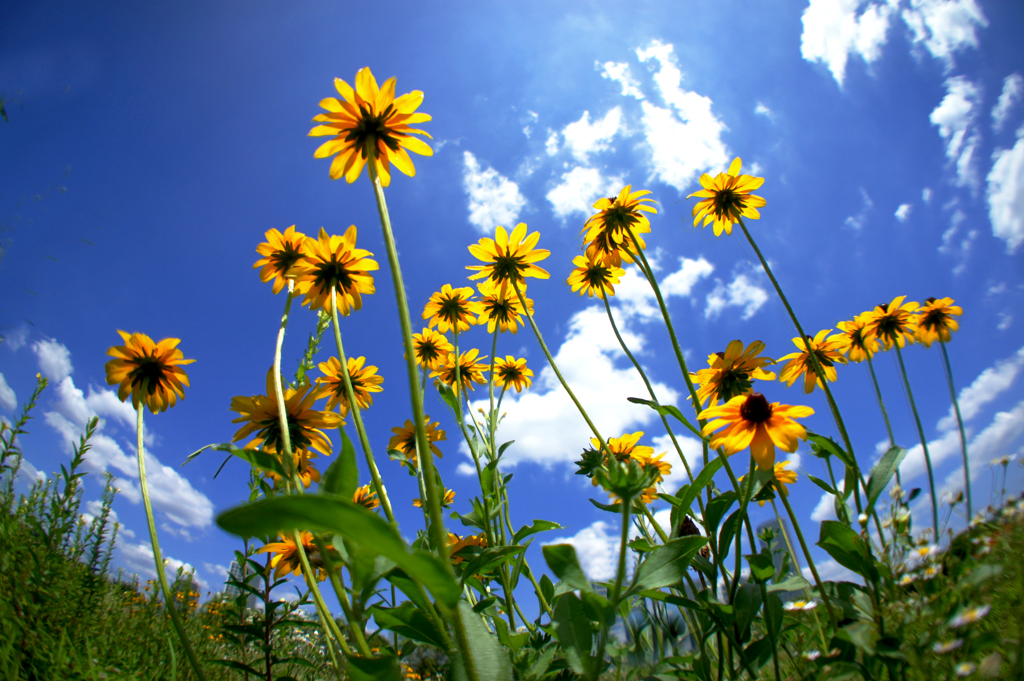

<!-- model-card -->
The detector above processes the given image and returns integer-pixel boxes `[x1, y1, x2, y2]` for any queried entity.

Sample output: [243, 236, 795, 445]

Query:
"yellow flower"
[566, 254, 625, 299]
[701, 393, 813, 470]
[316, 356, 383, 417]
[916, 297, 961, 347]
[257, 532, 332, 581]
[778, 330, 848, 394]
[292, 226, 379, 313]
[581, 185, 657, 267]
[388, 416, 447, 465]
[691, 340, 776, 407]
[592, 431, 655, 463]
[411, 328, 454, 370]
[105, 331, 195, 414]
[309, 67, 432, 186]
[422, 284, 483, 333]
[352, 484, 380, 511]
[431, 349, 489, 395]
[413, 488, 456, 508]
[265, 453, 321, 490]
[253, 225, 309, 294]
[466, 223, 550, 297]
[862, 296, 919, 350]
[476, 281, 533, 333]
[494, 356, 533, 393]
[687, 157, 766, 236]
[834, 315, 879, 363]
[230, 370, 341, 457]
[739, 460, 797, 506]
[447, 532, 487, 565]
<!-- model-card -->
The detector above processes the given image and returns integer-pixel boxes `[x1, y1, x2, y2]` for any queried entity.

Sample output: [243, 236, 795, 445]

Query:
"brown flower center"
[740, 393, 772, 423]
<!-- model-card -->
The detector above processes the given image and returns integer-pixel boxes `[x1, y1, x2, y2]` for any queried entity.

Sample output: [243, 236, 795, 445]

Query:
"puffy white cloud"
[546, 167, 623, 222]
[611, 257, 714, 323]
[0, 372, 15, 412]
[895, 203, 913, 222]
[705, 273, 768, 321]
[2, 325, 30, 351]
[754, 102, 776, 121]
[545, 129, 560, 156]
[547, 520, 619, 581]
[992, 73, 1023, 132]
[635, 40, 729, 191]
[986, 125, 1024, 254]
[922, 187, 933, 203]
[901, 0, 987, 67]
[661, 257, 715, 299]
[561, 108, 624, 163]
[930, 76, 982, 189]
[600, 61, 645, 100]
[462, 151, 527, 234]
[939, 345, 1024, 430]
[33, 339, 73, 382]
[117, 537, 208, 590]
[204, 562, 228, 578]
[800, 0, 894, 86]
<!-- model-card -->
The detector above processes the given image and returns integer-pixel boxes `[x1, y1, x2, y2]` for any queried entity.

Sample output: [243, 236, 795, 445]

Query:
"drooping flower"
[257, 532, 332, 581]
[387, 416, 447, 465]
[292, 226, 378, 314]
[494, 356, 533, 393]
[687, 157, 766, 236]
[834, 315, 879, 363]
[422, 284, 483, 333]
[580, 185, 657, 266]
[352, 484, 380, 511]
[566, 254, 625, 299]
[316, 356, 383, 416]
[430, 349, 489, 395]
[413, 488, 456, 508]
[309, 68, 432, 186]
[778, 330, 848, 394]
[466, 224, 550, 297]
[691, 340, 776, 407]
[105, 331, 195, 414]
[476, 281, 533, 333]
[230, 370, 341, 457]
[253, 225, 309, 294]
[916, 297, 962, 347]
[862, 296, 919, 350]
[410, 328, 454, 370]
[701, 393, 814, 470]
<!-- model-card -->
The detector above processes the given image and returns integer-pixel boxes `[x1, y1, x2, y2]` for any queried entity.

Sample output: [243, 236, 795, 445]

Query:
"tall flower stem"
[770, 499, 828, 651]
[596, 496, 632, 667]
[940, 341, 971, 520]
[894, 344, 939, 533]
[294, 530, 355, 656]
[329, 289, 395, 524]
[135, 407, 208, 681]
[866, 356, 899, 486]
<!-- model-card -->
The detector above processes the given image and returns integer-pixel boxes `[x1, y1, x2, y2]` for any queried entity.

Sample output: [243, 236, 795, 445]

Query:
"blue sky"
[2, 0, 1023, 599]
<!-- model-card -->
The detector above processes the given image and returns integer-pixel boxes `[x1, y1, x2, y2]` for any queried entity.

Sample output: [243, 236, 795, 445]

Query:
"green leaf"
[676, 458, 724, 519]
[746, 551, 775, 583]
[369, 602, 447, 649]
[346, 653, 403, 681]
[703, 491, 736, 535]
[321, 427, 358, 499]
[626, 397, 703, 439]
[449, 601, 513, 681]
[733, 583, 762, 643]
[552, 592, 600, 680]
[542, 544, 593, 593]
[206, 659, 262, 676]
[493, 617, 529, 651]
[807, 475, 836, 495]
[866, 446, 906, 513]
[540, 574, 555, 605]
[385, 568, 433, 614]
[588, 498, 623, 513]
[807, 433, 855, 468]
[717, 509, 742, 562]
[216, 495, 460, 609]
[817, 520, 876, 581]
[512, 519, 563, 545]
[459, 546, 525, 585]
[184, 442, 284, 477]
[766, 574, 811, 593]
[625, 536, 708, 596]
[436, 382, 462, 420]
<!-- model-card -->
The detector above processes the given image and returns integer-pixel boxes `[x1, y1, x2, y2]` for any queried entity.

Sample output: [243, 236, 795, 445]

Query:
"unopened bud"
[858, 513, 869, 527]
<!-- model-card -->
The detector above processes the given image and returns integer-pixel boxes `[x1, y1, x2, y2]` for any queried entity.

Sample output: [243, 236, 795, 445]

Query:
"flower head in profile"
[477, 281, 533, 333]
[230, 370, 341, 457]
[567, 254, 625, 299]
[739, 460, 797, 506]
[778, 330, 848, 394]
[691, 340, 776, 407]
[467, 224, 550, 297]
[431, 349, 489, 395]
[422, 284, 483, 333]
[253, 226, 309, 294]
[834, 315, 879, 363]
[447, 532, 487, 565]
[916, 297, 962, 347]
[292, 226, 378, 314]
[592, 431, 655, 463]
[352, 484, 380, 511]
[949, 604, 990, 628]
[494, 356, 533, 393]
[387, 416, 447, 466]
[258, 532, 332, 581]
[106, 331, 195, 414]
[309, 68, 432, 186]
[410, 328, 454, 370]
[687, 157, 766, 236]
[862, 296, 919, 350]
[413, 488, 455, 509]
[581, 185, 657, 266]
[783, 600, 817, 612]
[265, 453, 321, 490]
[701, 393, 813, 470]
[316, 356, 383, 417]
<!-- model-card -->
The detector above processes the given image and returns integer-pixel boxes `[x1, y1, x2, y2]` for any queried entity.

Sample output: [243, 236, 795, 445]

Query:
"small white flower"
[955, 662, 976, 676]
[932, 639, 963, 654]
[803, 650, 821, 661]
[949, 604, 991, 628]
[899, 574, 914, 586]
[858, 513, 869, 526]
[783, 599, 818, 612]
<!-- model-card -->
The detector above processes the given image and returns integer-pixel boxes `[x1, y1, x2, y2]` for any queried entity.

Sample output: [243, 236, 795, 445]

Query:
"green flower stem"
[520, 561, 554, 619]
[597, 496, 632, 667]
[292, 530, 354, 654]
[135, 407, 208, 681]
[319, 543, 374, 658]
[940, 340, 972, 520]
[329, 289, 396, 524]
[866, 355, 899, 486]
[272, 287, 300, 481]
[894, 343, 939, 534]
[770, 499, 828, 651]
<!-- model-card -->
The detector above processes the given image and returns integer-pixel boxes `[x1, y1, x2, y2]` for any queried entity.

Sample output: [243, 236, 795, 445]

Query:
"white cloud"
[844, 187, 875, 230]
[654, 433, 706, 494]
[930, 76, 982, 189]
[117, 537, 208, 590]
[635, 40, 730, 191]
[33, 339, 73, 382]
[547, 520, 618, 581]
[705, 273, 769, 321]
[462, 151, 527, 234]
[800, 0, 894, 86]
[600, 61, 645, 100]
[204, 562, 228, 578]
[545, 129, 560, 156]
[754, 102, 775, 120]
[561, 108, 624, 163]
[922, 187, 933, 203]
[998, 312, 1013, 331]
[895, 203, 913, 222]
[612, 257, 714, 323]
[901, 0, 987, 68]
[986, 124, 1024, 254]
[661, 257, 715, 299]
[992, 73, 1023, 132]
[0, 372, 15, 412]
[2, 325, 30, 351]
[546, 167, 623, 222]
[939, 345, 1024, 430]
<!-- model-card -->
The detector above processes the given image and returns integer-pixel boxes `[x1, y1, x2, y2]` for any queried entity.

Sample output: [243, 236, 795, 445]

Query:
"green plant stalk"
[866, 355, 899, 485]
[292, 529, 353, 655]
[893, 343, 939, 534]
[940, 340, 972, 520]
[596, 495, 633, 670]
[329, 289, 396, 524]
[770, 499, 828, 651]
[321, 545, 374, 658]
[135, 407, 208, 681]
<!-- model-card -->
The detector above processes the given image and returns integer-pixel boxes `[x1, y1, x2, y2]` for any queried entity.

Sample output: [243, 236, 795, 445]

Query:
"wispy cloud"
[462, 151, 527, 234]
[930, 76, 982, 190]
[901, 0, 987, 68]
[992, 73, 1023, 132]
[546, 167, 623, 222]
[986, 123, 1024, 254]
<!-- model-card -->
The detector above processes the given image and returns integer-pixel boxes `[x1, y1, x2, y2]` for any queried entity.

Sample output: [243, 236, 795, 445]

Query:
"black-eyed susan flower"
[309, 68, 432, 186]
[105, 331, 195, 414]
[916, 297, 962, 347]
[422, 284, 483, 333]
[466, 223, 550, 297]
[253, 225, 309, 294]
[476, 281, 532, 333]
[862, 296, 919, 350]
[257, 532, 332, 581]
[591, 431, 655, 463]
[740, 460, 797, 506]
[446, 532, 487, 566]
[687, 157, 766, 236]
[701, 393, 813, 470]
[778, 330, 847, 394]
[494, 356, 533, 393]
[265, 453, 321, 490]
[292, 226, 378, 314]
[388, 416, 446, 465]
[316, 356, 383, 417]
[566, 254, 625, 299]
[834, 315, 879, 363]
[430, 349, 489, 395]
[411, 328, 453, 370]
[230, 370, 342, 457]
[413, 488, 455, 508]
[352, 484, 380, 511]
[691, 340, 776, 407]
[581, 185, 656, 267]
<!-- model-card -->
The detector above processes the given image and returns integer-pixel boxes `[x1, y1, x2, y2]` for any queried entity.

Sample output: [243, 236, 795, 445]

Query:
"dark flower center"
[131, 357, 169, 394]
[740, 393, 772, 423]
[713, 189, 742, 216]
